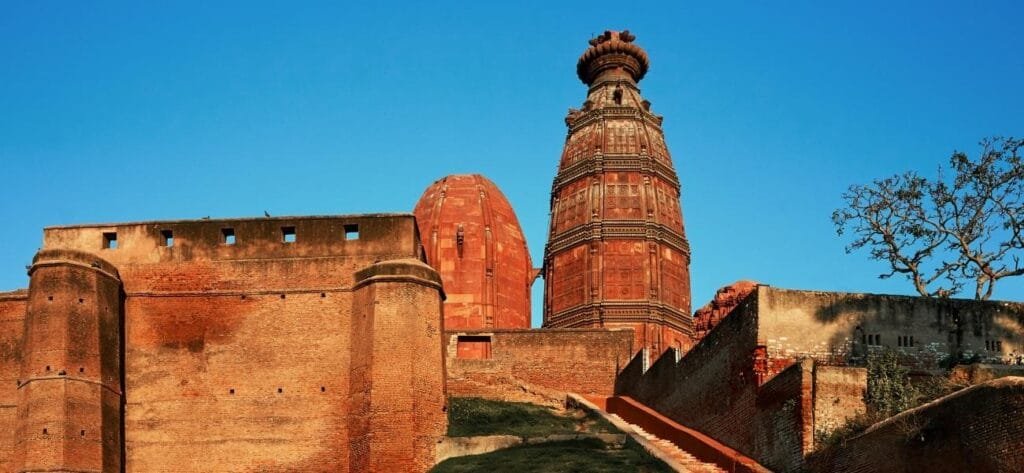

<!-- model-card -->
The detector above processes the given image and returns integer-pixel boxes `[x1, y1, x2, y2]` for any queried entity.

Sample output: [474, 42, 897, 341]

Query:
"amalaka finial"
[577, 29, 650, 86]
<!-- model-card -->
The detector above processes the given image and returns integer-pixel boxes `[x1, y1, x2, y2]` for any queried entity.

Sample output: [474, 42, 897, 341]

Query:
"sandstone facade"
[543, 30, 694, 359]
[414, 174, 534, 329]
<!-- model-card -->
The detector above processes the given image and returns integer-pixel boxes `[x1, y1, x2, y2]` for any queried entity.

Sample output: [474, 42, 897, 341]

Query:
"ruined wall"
[810, 377, 1024, 473]
[39, 215, 424, 472]
[616, 292, 868, 472]
[616, 295, 768, 461]
[0, 290, 27, 473]
[812, 365, 867, 438]
[758, 286, 1024, 368]
[445, 328, 634, 405]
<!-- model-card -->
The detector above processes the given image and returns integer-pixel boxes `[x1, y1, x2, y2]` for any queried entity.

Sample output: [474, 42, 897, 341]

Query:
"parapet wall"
[616, 290, 867, 471]
[445, 328, 634, 405]
[810, 377, 1024, 472]
[758, 286, 1024, 368]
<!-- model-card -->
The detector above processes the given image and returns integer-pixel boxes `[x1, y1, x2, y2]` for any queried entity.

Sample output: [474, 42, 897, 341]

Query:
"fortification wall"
[0, 290, 27, 473]
[445, 328, 634, 405]
[810, 377, 1024, 472]
[758, 286, 1024, 368]
[37, 215, 424, 472]
[616, 295, 766, 459]
[616, 292, 868, 472]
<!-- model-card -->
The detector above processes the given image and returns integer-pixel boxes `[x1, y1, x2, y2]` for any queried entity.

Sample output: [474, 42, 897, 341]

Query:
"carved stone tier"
[544, 31, 694, 359]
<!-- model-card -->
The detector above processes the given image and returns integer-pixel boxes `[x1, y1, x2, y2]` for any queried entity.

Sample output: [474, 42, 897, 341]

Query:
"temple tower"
[543, 30, 693, 357]
[414, 174, 533, 329]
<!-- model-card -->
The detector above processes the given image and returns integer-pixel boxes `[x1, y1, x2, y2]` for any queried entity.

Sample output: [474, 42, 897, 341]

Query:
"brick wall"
[616, 292, 868, 472]
[16, 250, 123, 472]
[0, 290, 26, 473]
[758, 286, 1024, 368]
[13, 214, 445, 472]
[350, 259, 446, 473]
[810, 377, 1024, 472]
[445, 328, 634, 405]
[812, 366, 867, 438]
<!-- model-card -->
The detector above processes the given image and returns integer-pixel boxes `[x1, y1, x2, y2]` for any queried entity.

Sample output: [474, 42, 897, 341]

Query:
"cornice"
[545, 221, 691, 257]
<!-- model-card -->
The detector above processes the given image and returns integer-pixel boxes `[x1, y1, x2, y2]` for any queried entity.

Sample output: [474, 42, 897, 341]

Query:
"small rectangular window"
[102, 232, 118, 250]
[456, 335, 492, 359]
[161, 230, 174, 247]
[344, 224, 359, 240]
[282, 226, 296, 243]
[222, 228, 235, 245]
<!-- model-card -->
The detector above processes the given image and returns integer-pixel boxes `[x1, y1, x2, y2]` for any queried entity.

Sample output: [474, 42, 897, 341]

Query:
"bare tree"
[833, 137, 1023, 299]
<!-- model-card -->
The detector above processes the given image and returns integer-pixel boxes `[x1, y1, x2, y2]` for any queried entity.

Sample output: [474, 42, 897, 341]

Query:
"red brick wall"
[0, 291, 26, 473]
[445, 328, 634, 405]
[350, 260, 446, 473]
[810, 377, 1024, 472]
[16, 250, 122, 472]
[33, 215, 436, 472]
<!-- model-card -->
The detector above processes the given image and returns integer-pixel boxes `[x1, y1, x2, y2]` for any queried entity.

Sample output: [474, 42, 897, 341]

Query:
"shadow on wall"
[799, 290, 1024, 368]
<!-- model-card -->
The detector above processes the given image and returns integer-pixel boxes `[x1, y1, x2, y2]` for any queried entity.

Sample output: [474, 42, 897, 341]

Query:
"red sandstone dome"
[414, 174, 533, 329]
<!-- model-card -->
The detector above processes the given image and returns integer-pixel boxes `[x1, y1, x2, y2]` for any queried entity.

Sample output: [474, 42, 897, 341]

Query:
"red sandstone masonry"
[445, 328, 634, 405]
[0, 290, 27, 473]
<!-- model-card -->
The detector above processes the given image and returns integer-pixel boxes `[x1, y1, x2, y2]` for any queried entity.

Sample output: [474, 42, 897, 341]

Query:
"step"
[609, 413, 728, 473]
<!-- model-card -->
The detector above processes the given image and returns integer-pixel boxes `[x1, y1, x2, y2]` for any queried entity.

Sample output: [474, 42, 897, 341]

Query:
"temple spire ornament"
[544, 31, 694, 358]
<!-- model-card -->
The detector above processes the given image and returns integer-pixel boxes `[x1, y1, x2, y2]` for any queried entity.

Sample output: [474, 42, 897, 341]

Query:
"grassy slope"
[436, 398, 672, 472]
[432, 438, 673, 473]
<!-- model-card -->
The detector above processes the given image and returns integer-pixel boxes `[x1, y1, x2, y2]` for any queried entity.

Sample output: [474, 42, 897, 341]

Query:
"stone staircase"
[609, 413, 728, 473]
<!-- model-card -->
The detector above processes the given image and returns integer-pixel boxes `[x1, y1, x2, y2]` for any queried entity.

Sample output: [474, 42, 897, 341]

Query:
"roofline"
[759, 284, 1023, 306]
[44, 212, 415, 230]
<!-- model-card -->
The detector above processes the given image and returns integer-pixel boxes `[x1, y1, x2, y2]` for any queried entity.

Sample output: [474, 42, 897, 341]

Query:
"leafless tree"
[833, 137, 1023, 299]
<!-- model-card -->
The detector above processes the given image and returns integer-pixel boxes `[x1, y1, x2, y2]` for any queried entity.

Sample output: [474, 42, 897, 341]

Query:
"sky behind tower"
[1, 1, 1022, 326]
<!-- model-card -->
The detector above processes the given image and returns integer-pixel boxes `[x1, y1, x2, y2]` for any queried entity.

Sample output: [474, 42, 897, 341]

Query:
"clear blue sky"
[2, 1, 1022, 326]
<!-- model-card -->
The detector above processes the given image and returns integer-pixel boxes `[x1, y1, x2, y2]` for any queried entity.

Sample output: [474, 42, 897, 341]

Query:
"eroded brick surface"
[445, 329, 634, 405]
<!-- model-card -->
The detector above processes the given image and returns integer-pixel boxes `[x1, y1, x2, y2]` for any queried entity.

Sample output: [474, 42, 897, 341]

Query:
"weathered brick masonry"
[616, 284, 1023, 471]
[809, 377, 1024, 473]
[0, 214, 447, 473]
[0, 291, 27, 472]
[445, 328, 634, 405]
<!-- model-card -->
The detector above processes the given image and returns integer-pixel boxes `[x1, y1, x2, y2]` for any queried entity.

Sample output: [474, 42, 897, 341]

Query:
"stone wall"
[810, 377, 1024, 472]
[616, 292, 868, 471]
[445, 328, 634, 405]
[758, 286, 1024, 368]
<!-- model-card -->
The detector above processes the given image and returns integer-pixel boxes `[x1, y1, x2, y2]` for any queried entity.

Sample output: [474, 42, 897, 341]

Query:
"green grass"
[447, 397, 582, 438]
[431, 438, 674, 473]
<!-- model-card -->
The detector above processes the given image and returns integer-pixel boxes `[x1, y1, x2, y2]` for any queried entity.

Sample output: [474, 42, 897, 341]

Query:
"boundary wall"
[0, 214, 447, 473]
[445, 328, 634, 405]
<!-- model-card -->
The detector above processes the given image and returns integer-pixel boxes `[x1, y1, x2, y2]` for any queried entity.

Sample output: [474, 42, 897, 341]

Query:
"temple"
[544, 30, 694, 357]
[0, 30, 1022, 473]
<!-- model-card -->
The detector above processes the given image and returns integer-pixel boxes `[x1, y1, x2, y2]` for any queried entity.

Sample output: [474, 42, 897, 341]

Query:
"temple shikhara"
[1, 31, 1022, 473]
[545, 29, 693, 357]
